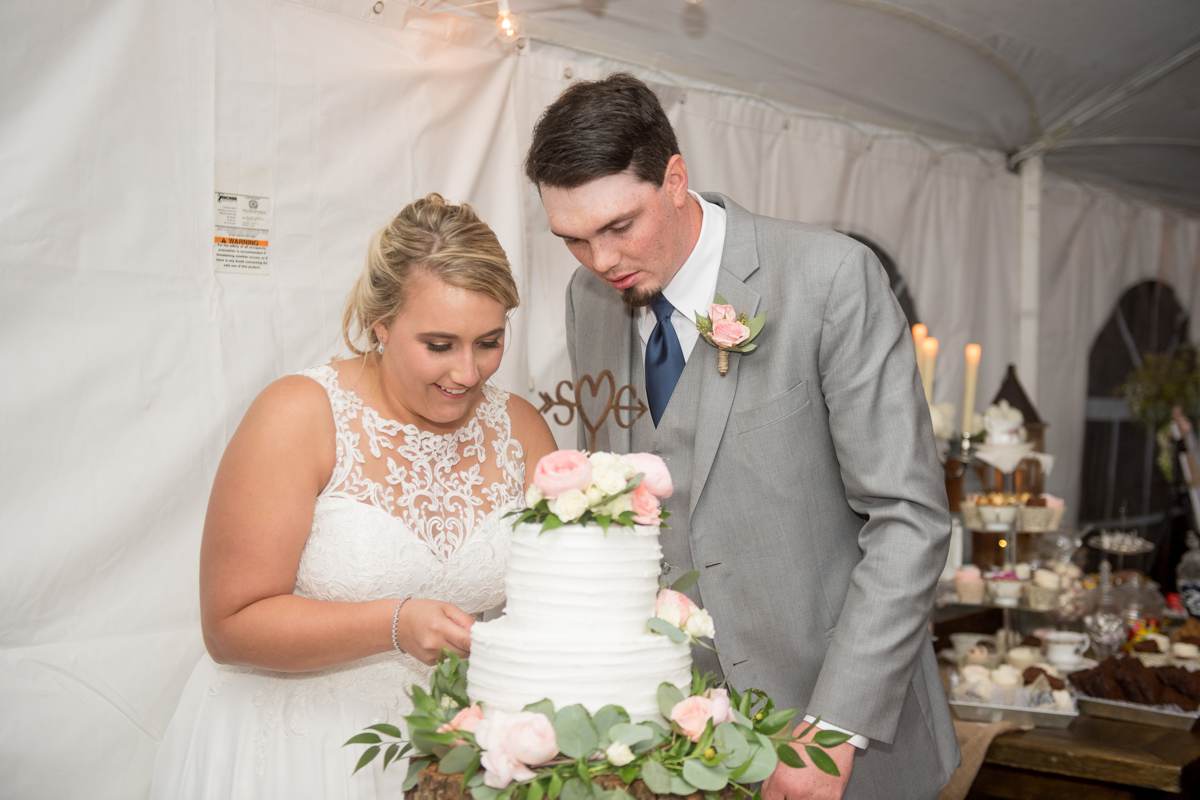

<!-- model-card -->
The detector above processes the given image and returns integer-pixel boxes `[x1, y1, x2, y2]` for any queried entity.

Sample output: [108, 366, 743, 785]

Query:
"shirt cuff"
[802, 715, 869, 749]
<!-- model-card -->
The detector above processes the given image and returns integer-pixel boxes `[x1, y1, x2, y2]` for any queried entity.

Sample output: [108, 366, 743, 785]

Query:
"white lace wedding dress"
[152, 364, 524, 799]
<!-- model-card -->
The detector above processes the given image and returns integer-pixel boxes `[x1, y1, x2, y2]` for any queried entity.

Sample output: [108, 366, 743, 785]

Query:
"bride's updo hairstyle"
[342, 192, 519, 355]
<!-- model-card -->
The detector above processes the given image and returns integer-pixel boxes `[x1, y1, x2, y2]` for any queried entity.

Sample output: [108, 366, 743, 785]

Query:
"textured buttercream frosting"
[468, 523, 692, 720]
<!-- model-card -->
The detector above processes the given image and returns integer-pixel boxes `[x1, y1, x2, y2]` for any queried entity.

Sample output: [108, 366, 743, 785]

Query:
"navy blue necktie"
[645, 294, 685, 427]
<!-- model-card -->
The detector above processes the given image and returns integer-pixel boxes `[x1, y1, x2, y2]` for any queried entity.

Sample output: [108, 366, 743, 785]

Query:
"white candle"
[912, 324, 928, 391]
[921, 337, 938, 403]
[962, 343, 981, 434]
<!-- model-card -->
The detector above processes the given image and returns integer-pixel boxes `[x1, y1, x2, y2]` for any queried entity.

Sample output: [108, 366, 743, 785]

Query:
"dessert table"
[969, 716, 1200, 798]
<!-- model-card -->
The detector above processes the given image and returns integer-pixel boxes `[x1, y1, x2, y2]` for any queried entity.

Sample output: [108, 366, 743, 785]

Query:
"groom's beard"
[622, 285, 659, 308]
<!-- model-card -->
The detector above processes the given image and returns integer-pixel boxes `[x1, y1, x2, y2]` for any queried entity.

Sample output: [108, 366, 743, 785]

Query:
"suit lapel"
[689, 194, 761, 517]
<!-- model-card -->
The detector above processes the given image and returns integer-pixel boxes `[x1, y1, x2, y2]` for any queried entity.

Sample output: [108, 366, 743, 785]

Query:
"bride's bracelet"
[390, 596, 413, 654]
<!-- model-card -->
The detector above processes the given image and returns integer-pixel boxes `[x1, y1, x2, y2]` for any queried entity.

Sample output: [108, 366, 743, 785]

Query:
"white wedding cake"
[467, 522, 692, 720]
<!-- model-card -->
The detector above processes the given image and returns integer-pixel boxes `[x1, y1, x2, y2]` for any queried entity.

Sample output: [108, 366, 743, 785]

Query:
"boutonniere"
[694, 295, 765, 376]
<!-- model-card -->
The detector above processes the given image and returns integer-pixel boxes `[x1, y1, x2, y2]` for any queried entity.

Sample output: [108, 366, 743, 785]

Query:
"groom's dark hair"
[525, 73, 680, 189]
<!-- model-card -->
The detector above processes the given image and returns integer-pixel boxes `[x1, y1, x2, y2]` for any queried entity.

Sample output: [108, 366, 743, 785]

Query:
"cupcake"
[954, 565, 985, 604]
[1026, 568, 1061, 611]
[987, 570, 1025, 607]
[990, 664, 1022, 705]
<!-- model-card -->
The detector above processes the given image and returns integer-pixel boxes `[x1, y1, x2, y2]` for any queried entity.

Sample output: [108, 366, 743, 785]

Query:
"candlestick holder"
[958, 430, 974, 462]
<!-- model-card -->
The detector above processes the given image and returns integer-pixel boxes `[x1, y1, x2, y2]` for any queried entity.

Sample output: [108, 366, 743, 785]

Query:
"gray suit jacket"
[564, 194, 959, 798]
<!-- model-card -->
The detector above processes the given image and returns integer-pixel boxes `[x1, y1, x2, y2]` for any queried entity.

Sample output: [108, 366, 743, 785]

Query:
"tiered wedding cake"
[467, 522, 692, 720]
[344, 450, 847, 794]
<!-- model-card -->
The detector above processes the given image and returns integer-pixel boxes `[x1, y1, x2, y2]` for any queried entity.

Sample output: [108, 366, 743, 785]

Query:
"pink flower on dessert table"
[709, 303, 737, 324]
[654, 588, 698, 628]
[630, 484, 662, 526]
[669, 694, 725, 742]
[475, 710, 558, 789]
[623, 452, 673, 498]
[711, 318, 752, 348]
[436, 703, 484, 738]
[532, 450, 592, 499]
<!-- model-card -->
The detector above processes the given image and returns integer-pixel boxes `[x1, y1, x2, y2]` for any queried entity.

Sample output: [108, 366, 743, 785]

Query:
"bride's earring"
[377, 341, 385, 354]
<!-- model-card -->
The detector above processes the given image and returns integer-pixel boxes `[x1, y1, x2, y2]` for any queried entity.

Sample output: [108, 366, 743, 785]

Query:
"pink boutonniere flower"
[694, 295, 765, 375]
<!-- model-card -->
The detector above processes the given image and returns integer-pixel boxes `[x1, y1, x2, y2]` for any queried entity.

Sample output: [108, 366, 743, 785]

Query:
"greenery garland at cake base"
[345, 654, 847, 800]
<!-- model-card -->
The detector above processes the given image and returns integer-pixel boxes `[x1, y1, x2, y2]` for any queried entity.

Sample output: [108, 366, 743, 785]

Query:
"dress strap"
[297, 364, 360, 498]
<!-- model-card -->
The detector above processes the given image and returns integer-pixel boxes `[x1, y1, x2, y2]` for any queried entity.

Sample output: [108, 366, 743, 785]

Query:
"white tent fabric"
[506, 0, 1200, 213]
[1, 1, 1198, 797]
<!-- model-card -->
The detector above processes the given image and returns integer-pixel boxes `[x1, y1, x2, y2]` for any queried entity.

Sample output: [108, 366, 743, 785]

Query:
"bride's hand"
[394, 599, 475, 664]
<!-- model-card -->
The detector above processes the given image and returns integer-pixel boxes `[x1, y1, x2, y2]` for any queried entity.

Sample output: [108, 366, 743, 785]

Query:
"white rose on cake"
[592, 462, 629, 495]
[549, 489, 589, 522]
[598, 492, 633, 518]
[684, 608, 716, 640]
[525, 485, 544, 507]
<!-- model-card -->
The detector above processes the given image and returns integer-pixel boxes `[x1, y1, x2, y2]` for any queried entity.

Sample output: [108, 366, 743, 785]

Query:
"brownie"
[1022, 666, 1065, 691]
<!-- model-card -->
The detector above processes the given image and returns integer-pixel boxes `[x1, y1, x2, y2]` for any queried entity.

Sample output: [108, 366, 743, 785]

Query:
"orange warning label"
[214, 236, 269, 246]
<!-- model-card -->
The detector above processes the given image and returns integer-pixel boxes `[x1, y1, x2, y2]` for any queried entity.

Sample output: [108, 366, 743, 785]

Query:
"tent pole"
[1018, 156, 1042, 405]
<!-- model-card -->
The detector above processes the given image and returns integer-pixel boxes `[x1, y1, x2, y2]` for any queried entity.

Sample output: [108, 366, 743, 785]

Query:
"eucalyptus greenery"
[346, 654, 847, 800]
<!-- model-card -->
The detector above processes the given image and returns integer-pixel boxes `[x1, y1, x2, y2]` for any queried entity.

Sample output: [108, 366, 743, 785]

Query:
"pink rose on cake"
[475, 710, 558, 789]
[655, 588, 698, 627]
[623, 452, 673, 498]
[669, 688, 733, 742]
[630, 484, 662, 526]
[532, 450, 592, 498]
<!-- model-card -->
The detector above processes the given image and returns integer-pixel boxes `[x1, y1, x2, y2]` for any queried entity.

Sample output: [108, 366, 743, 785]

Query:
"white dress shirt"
[636, 192, 726, 358]
[639, 191, 869, 751]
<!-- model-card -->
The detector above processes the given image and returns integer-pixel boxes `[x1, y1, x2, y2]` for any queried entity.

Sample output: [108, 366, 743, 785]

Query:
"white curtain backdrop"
[2, 2, 1198, 797]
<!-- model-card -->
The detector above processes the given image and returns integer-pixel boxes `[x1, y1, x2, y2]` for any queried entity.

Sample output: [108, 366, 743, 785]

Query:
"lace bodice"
[293, 364, 525, 612]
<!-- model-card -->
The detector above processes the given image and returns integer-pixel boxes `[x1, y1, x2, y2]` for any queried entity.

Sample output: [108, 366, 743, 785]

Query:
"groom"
[527, 74, 958, 799]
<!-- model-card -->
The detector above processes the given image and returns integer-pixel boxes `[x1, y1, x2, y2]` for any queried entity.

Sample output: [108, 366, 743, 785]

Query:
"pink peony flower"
[711, 319, 751, 348]
[475, 710, 558, 789]
[630, 484, 662, 526]
[623, 452, 673, 498]
[670, 695, 716, 742]
[437, 704, 484, 736]
[709, 303, 737, 323]
[480, 750, 536, 789]
[533, 450, 592, 499]
[654, 588, 698, 628]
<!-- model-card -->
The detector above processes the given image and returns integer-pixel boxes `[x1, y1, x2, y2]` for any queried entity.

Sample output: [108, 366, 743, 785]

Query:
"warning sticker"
[214, 192, 271, 274]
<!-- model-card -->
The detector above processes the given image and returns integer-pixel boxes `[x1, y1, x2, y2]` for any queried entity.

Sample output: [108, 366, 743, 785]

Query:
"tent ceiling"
[477, 0, 1200, 213]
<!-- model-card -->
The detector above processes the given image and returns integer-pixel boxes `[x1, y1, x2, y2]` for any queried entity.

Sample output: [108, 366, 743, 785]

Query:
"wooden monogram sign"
[537, 370, 647, 451]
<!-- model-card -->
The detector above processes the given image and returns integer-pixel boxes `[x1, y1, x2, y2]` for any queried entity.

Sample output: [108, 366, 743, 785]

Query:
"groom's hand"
[762, 724, 855, 800]
[393, 599, 475, 664]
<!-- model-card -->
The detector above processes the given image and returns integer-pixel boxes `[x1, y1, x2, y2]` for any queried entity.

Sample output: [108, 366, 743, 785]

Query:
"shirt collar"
[660, 191, 727, 319]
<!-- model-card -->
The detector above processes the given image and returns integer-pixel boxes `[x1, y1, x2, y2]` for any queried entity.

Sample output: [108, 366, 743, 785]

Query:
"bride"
[152, 193, 555, 798]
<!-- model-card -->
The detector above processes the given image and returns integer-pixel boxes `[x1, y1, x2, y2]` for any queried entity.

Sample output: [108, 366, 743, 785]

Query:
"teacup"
[1043, 631, 1089, 668]
[1005, 646, 1041, 670]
